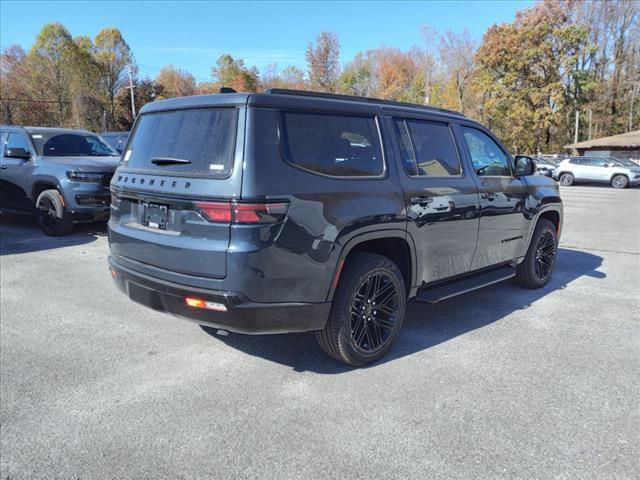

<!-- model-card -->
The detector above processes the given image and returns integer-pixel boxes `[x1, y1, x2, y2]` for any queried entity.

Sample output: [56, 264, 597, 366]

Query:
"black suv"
[108, 89, 562, 366]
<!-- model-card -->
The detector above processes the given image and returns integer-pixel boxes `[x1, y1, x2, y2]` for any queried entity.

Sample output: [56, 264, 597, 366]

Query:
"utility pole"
[629, 82, 638, 132]
[127, 65, 136, 119]
[574, 110, 579, 144]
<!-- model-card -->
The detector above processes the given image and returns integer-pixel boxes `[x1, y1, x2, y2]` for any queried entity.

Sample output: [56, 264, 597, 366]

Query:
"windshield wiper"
[151, 157, 192, 166]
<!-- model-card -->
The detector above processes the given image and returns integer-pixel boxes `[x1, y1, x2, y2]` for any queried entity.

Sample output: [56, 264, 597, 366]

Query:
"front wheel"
[317, 253, 406, 367]
[611, 174, 628, 189]
[558, 173, 574, 186]
[515, 218, 558, 289]
[36, 189, 73, 236]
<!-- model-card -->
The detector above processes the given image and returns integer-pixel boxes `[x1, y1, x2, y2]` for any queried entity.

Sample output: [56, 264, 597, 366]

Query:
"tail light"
[194, 201, 289, 224]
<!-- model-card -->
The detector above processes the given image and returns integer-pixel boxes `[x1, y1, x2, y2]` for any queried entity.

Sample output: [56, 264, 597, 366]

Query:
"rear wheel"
[611, 174, 628, 189]
[36, 189, 73, 236]
[515, 218, 558, 289]
[558, 173, 574, 186]
[317, 253, 406, 367]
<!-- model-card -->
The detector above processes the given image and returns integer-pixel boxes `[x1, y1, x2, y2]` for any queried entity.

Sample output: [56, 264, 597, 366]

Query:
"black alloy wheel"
[349, 271, 400, 353]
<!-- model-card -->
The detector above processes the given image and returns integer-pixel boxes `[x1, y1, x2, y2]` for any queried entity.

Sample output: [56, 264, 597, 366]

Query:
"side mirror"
[4, 147, 31, 160]
[603, 163, 609, 168]
[514, 156, 535, 177]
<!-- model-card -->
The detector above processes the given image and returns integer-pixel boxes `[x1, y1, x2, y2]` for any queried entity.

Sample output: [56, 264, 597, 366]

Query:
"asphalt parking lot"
[1, 185, 638, 479]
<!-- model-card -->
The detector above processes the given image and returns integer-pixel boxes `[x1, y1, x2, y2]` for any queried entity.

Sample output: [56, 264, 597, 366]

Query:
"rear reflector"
[194, 201, 288, 224]
[185, 297, 227, 312]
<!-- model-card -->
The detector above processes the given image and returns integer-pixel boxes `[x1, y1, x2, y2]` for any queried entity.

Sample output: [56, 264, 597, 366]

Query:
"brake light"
[194, 201, 288, 224]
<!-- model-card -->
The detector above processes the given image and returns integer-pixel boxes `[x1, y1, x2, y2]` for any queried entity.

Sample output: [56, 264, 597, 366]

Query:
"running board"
[416, 266, 516, 304]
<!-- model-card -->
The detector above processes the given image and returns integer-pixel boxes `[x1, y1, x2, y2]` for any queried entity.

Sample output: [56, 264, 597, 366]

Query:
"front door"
[389, 116, 479, 285]
[0, 131, 34, 211]
[458, 125, 530, 270]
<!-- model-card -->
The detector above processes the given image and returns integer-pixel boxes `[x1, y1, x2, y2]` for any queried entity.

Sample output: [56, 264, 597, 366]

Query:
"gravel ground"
[1, 185, 638, 479]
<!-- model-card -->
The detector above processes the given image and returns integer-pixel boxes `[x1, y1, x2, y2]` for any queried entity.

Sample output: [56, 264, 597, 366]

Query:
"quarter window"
[281, 112, 383, 177]
[461, 127, 511, 177]
[396, 119, 461, 176]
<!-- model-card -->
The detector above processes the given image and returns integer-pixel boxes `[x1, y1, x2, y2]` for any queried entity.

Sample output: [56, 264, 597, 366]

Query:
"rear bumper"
[108, 256, 330, 334]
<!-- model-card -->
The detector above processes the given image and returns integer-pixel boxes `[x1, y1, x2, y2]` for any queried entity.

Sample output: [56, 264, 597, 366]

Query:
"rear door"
[585, 157, 611, 181]
[458, 124, 530, 270]
[388, 115, 479, 284]
[109, 106, 243, 279]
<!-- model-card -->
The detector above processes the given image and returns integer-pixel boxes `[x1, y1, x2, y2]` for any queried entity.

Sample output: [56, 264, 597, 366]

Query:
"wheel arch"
[523, 205, 563, 254]
[31, 176, 63, 204]
[326, 230, 417, 302]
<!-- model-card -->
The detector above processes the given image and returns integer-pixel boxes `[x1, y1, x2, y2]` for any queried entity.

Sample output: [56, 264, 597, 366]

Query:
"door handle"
[411, 196, 433, 206]
[482, 192, 496, 201]
[0, 165, 7, 169]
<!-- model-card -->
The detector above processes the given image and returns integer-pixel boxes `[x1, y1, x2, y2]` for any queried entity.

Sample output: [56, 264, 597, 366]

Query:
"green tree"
[93, 27, 134, 129]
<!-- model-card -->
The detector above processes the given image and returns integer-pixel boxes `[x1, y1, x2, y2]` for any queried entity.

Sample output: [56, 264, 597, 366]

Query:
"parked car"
[553, 156, 640, 188]
[533, 155, 563, 177]
[108, 89, 563, 366]
[0, 126, 120, 235]
[101, 131, 129, 153]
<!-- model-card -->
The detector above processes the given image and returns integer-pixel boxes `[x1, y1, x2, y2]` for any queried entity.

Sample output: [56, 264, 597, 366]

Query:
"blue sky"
[1, 0, 533, 81]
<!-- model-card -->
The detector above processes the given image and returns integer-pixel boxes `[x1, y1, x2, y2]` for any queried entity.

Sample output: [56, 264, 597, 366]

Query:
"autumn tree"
[306, 31, 340, 92]
[261, 64, 307, 90]
[156, 65, 196, 98]
[211, 54, 259, 92]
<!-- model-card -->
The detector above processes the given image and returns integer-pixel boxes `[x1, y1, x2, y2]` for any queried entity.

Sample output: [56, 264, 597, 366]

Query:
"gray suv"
[0, 126, 120, 235]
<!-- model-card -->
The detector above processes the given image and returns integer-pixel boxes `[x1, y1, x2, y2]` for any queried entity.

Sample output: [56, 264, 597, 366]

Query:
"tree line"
[1, 0, 638, 153]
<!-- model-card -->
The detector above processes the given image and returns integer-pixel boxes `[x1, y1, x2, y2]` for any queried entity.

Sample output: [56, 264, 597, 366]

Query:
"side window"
[4, 133, 31, 154]
[405, 119, 461, 176]
[461, 127, 511, 177]
[589, 158, 606, 167]
[281, 112, 383, 177]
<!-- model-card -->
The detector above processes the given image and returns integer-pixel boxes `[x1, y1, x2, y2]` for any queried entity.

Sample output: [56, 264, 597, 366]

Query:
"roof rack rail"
[265, 88, 464, 117]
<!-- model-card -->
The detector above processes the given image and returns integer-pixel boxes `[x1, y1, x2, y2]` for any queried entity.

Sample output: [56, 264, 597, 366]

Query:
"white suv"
[553, 156, 640, 189]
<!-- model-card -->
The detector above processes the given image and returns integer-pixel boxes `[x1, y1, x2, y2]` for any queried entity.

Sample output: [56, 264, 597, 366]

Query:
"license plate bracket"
[142, 202, 169, 230]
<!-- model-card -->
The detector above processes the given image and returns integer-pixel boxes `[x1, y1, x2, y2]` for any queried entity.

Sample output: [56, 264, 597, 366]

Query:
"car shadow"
[0, 212, 107, 255]
[201, 248, 605, 373]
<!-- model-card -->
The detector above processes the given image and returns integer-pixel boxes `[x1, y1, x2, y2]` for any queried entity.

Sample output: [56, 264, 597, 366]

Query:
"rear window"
[124, 108, 238, 175]
[281, 112, 384, 177]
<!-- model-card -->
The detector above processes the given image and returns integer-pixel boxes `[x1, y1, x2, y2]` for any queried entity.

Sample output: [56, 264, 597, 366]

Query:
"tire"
[611, 174, 628, 189]
[515, 218, 558, 289]
[558, 173, 574, 186]
[36, 189, 73, 236]
[316, 253, 407, 367]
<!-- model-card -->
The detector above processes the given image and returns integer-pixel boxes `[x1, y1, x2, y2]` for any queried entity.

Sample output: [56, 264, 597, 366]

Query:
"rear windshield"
[30, 132, 119, 157]
[124, 108, 238, 175]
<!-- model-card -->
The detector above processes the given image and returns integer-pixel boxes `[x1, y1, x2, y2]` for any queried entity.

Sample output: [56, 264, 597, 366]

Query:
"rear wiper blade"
[151, 157, 192, 166]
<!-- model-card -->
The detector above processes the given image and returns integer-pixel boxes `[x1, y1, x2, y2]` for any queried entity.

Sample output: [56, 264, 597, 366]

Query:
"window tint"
[403, 119, 461, 176]
[30, 133, 118, 157]
[394, 120, 418, 176]
[461, 127, 511, 176]
[588, 158, 607, 166]
[281, 112, 383, 177]
[4, 132, 31, 153]
[125, 108, 238, 175]
[569, 158, 584, 165]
